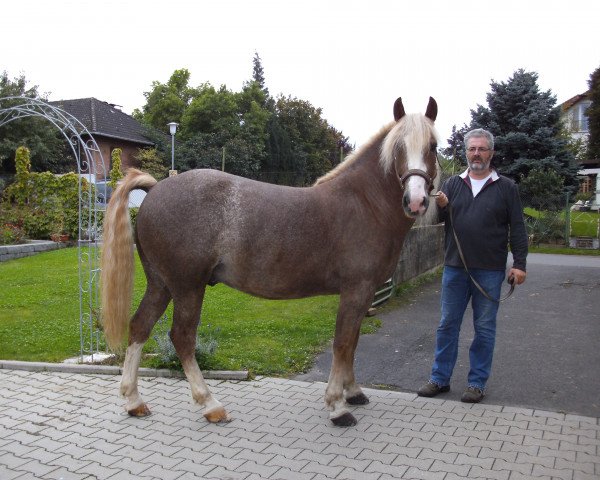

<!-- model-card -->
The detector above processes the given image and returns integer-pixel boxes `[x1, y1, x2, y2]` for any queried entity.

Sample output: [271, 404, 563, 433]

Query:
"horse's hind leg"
[120, 279, 171, 416]
[170, 286, 229, 423]
[325, 285, 374, 427]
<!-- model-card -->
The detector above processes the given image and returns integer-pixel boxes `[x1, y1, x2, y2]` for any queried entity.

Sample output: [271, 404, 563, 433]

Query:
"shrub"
[0, 221, 26, 245]
[1, 146, 86, 240]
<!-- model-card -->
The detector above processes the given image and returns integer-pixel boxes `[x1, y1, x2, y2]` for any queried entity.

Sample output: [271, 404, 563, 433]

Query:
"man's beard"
[468, 158, 490, 173]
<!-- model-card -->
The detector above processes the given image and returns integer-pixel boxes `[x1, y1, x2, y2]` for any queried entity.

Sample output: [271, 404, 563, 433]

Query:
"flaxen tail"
[100, 169, 157, 350]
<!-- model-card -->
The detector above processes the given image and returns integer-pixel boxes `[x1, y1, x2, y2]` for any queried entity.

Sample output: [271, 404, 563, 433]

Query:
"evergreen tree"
[108, 149, 124, 188]
[252, 51, 267, 95]
[586, 65, 600, 160]
[465, 69, 579, 193]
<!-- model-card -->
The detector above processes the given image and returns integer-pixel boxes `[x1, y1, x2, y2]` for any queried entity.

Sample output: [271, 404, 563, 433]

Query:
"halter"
[394, 153, 439, 194]
[399, 169, 435, 193]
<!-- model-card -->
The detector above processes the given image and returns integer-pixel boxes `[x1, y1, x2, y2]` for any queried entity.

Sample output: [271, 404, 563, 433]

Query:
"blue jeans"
[430, 266, 504, 390]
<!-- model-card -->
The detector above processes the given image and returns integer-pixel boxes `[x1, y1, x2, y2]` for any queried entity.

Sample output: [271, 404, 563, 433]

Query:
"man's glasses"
[467, 147, 491, 153]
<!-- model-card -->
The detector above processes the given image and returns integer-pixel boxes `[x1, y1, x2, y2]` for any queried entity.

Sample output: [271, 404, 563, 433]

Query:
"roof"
[560, 91, 590, 111]
[50, 98, 154, 146]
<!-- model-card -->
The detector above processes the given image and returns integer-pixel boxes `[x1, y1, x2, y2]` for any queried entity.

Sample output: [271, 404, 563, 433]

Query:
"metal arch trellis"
[0, 96, 106, 361]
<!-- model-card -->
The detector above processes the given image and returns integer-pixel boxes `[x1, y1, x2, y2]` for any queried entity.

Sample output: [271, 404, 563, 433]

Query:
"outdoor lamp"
[167, 122, 178, 174]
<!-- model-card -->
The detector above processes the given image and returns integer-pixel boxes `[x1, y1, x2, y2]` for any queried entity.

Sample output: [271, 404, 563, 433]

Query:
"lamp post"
[167, 122, 178, 176]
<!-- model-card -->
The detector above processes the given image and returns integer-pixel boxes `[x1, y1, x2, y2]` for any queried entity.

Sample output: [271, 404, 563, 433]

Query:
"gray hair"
[464, 128, 494, 151]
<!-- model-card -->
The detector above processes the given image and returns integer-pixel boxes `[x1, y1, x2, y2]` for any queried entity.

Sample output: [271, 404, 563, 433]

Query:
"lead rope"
[447, 203, 515, 303]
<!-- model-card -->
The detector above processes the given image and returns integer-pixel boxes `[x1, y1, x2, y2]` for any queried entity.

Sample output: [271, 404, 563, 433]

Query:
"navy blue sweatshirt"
[439, 170, 528, 272]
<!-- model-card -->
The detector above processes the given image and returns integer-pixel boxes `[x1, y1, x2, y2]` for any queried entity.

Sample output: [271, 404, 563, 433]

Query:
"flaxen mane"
[316, 113, 439, 185]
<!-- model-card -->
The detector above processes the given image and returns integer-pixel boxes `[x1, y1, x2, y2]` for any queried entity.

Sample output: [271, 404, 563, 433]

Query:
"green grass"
[2, 244, 598, 373]
[0, 247, 384, 376]
[529, 245, 600, 256]
[524, 207, 599, 237]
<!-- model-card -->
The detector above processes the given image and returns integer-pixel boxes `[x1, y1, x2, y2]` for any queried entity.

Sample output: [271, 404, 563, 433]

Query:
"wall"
[393, 224, 445, 284]
[92, 139, 143, 180]
[0, 240, 68, 262]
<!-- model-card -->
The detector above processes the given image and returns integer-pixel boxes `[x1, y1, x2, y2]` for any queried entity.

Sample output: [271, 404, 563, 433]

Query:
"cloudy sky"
[3, 0, 599, 148]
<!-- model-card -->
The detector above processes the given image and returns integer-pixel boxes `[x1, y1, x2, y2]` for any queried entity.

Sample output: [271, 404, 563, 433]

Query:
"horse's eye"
[430, 143, 437, 153]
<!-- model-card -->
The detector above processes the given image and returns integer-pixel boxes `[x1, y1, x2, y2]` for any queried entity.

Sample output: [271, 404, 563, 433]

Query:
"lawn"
[524, 207, 599, 237]
[0, 247, 379, 376]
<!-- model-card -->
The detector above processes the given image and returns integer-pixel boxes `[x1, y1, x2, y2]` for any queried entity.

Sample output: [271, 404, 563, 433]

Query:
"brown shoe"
[417, 381, 450, 397]
[461, 386, 485, 403]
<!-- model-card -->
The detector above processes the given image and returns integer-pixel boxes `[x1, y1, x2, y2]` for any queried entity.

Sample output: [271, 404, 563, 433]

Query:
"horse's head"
[380, 97, 439, 218]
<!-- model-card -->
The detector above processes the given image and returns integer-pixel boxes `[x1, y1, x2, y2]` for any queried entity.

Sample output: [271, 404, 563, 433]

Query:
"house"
[50, 98, 154, 179]
[560, 91, 599, 208]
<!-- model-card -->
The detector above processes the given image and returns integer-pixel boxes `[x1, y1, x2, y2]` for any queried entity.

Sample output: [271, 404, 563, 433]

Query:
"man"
[418, 128, 528, 403]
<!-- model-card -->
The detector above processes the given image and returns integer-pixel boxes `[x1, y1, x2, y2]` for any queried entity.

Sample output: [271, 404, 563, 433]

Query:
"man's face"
[466, 136, 493, 173]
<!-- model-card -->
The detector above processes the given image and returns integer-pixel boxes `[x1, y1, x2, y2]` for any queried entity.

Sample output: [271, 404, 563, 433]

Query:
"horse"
[100, 96, 440, 427]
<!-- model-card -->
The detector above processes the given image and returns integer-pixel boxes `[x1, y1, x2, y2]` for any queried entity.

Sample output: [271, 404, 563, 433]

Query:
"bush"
[1, 147, 85, 241]
[0, 221, 26, 245]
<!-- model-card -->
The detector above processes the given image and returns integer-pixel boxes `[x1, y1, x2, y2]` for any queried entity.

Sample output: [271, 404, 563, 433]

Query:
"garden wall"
[0, 240, 68, 262]
[394, 224, 445, 284]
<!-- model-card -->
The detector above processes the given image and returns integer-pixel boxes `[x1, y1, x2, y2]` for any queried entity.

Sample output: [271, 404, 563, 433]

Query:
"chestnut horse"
[101, 97, 439, 427]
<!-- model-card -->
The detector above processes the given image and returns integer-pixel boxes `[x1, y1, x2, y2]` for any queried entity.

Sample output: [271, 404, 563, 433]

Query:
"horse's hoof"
[331, 412, 357, 427]
[127, 403, 151, 417]
[346, 392, 370, 405]
[204, 406, 231, 423]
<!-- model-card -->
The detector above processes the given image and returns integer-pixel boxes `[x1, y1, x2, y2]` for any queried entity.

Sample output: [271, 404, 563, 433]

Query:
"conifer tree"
[586, 65, 600, 161]
[449, 69, 579, 193]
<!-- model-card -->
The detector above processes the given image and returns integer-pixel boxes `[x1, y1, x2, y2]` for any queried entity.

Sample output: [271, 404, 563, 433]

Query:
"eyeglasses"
[467, 147, 491, 153]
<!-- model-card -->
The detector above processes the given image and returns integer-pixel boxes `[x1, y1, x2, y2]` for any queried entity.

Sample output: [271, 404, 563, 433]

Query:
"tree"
[586, 65, 600, 160]
[455, 69, 579, 193]
[180, 84, 240, 138]
[108, 149, 124, 188]
[0, 72, 71, 174]
[251, 51, 267, 95]
[274, 95, 351, 184]
[134, 60, 351, 185]
[135, 148, 168, 180]
[135, 69, 197, 131]
[518, 167, 565, 211]
[442, 124, 468, 162]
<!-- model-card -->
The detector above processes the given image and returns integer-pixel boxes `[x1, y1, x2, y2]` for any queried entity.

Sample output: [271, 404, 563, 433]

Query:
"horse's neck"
[322, 146, 405, 228]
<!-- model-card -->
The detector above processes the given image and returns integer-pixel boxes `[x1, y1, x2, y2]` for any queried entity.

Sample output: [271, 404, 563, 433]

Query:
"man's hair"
[464, 128, 494, 151]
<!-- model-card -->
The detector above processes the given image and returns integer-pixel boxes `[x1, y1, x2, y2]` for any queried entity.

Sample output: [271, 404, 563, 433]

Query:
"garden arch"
[0, 96, 106, 360]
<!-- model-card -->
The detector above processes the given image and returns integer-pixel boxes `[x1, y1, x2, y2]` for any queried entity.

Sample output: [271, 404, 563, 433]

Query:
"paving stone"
[0, 370, 598, 480]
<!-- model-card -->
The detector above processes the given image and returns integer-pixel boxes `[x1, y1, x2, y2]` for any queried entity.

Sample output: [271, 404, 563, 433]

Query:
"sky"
[3, 0, 599, 149]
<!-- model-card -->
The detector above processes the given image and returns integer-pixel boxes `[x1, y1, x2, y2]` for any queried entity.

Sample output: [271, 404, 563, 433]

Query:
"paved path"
[296, 253, 600, 418]
[0, 367, 598, 479]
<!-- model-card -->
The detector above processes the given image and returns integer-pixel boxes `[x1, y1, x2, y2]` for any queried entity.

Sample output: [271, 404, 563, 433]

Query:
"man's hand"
[508, 268, 526, 285]
[435, 191, 448, 208]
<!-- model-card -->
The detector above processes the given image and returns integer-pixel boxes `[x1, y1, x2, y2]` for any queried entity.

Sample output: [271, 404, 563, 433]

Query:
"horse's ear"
[393, 97, 406, 121]
[425, 97, 437, 122]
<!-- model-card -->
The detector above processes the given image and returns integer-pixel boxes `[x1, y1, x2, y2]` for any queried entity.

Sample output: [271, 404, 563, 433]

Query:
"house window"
[577, 101, 592, 132]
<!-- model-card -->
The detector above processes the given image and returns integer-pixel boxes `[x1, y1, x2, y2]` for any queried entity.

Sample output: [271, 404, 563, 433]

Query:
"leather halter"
[399, 168, 435, 193]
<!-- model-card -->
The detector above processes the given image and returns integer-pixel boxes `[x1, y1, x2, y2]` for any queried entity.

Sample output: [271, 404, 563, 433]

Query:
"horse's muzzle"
[402, 190, 429, 218]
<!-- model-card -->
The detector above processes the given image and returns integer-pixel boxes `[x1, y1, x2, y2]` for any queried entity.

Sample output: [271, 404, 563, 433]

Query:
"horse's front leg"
[325, 286, 374, 427]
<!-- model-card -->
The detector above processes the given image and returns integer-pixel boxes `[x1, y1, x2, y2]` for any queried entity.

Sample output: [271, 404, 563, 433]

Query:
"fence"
[521, 192, 600, 249]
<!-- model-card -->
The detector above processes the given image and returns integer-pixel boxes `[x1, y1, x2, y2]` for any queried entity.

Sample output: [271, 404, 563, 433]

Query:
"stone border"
[0, 240, 69, 262]
[0, 359, 249, 381]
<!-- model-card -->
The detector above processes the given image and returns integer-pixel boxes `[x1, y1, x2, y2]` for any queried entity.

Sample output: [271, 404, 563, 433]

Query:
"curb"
[0, 360, 249, 381]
